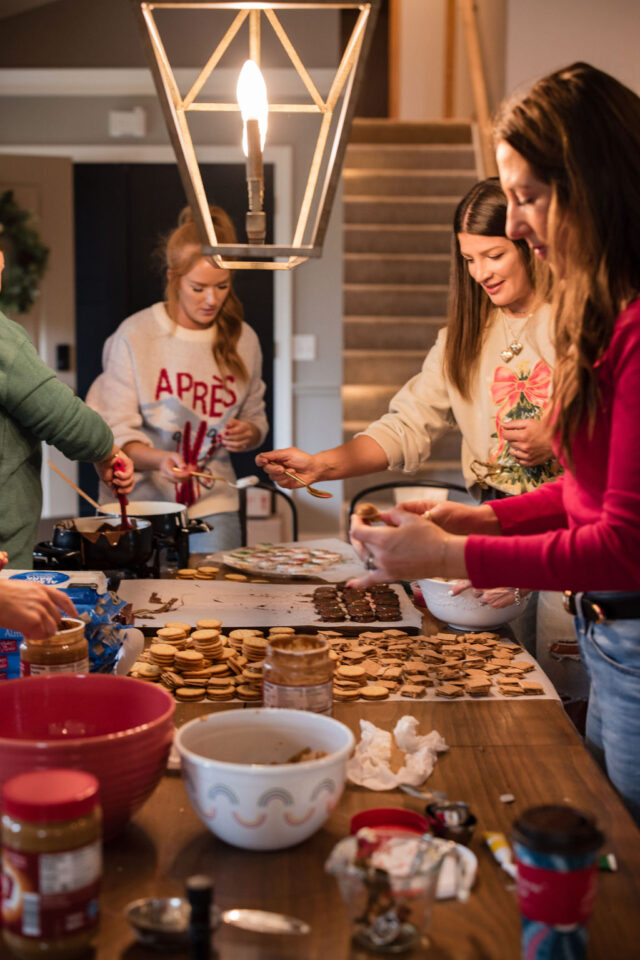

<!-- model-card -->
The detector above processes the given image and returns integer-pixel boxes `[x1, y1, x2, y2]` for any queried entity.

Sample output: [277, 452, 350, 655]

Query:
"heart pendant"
[509, 341, 523, 356]
[500, 348, 514, 362]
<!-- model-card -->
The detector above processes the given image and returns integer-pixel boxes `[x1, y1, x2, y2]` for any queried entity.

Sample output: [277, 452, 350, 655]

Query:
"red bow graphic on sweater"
[491, 360, 552, 451]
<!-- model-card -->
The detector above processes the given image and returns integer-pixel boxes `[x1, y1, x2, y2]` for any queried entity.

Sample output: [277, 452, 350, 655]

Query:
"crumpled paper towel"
[347, 716, 448, 790]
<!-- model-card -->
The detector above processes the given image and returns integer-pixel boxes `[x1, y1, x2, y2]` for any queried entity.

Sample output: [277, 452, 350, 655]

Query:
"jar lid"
[512, 805, 604, 856]
[350, 807, 430, 837]
[267, 635, 329, 655]
[2, 769, 100, 822]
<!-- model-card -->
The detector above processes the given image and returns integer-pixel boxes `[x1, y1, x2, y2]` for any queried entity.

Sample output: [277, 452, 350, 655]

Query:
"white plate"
[220, 544, 348, 579]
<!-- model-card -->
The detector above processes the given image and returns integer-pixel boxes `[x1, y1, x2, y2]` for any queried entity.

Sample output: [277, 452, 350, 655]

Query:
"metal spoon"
[398, 784, 448, 803]
[126, 897, 310, 949]
[171, 468, 260, 489]
[272, 464, 333, 499]
[223, 908, 310, 934]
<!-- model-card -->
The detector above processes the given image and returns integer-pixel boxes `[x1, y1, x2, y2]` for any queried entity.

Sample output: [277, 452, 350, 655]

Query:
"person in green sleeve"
[0, 243, 135, 568]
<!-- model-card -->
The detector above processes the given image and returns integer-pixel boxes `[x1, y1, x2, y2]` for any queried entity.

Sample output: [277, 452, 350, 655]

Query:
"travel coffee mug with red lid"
[512, 805, 603, 960]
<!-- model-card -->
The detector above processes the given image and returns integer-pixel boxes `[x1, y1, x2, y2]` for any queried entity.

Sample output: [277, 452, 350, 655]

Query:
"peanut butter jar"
[263, 634, 334, 715]
[2, 769, 102, 958]
[20, 618, 89, 677]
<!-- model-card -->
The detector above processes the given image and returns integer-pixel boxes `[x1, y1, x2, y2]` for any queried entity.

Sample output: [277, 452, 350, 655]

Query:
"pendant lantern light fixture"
[131, 0, 381, 270]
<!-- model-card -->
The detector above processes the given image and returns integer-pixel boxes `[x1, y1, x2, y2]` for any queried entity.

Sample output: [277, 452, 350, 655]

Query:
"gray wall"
[505, 0, 640, 95]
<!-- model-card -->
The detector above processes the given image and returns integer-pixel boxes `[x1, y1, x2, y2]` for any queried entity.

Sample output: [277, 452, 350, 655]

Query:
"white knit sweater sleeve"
[360, 327, 455, 473]
[86, 323, 153, 450]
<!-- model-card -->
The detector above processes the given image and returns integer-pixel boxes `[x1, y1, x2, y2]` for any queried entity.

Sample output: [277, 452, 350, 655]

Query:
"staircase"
[342, 119, 479, 510]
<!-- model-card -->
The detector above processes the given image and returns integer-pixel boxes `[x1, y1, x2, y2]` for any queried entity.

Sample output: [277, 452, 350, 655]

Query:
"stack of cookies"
[176, 566, 220, 580]
[129, 622, 277, 703]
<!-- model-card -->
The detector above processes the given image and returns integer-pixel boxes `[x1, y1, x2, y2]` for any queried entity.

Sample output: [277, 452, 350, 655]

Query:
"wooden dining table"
[4, 553, 637, 959]
[7, 694, 632, 960]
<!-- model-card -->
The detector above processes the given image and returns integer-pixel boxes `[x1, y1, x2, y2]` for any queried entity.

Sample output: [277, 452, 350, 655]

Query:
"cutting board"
[117, 579, 423, 632]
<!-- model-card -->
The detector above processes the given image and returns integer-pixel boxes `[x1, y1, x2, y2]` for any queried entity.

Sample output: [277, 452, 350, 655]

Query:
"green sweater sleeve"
[2, 326, 113, 463]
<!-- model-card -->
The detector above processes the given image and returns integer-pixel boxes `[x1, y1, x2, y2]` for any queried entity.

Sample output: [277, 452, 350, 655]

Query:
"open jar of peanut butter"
[2, 769, 102, 958]
[20, 618, 89, 677]
[263, 634, 334, 715]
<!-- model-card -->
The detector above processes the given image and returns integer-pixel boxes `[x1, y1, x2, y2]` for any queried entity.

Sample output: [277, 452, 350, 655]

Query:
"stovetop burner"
[33, 532, 187, 588]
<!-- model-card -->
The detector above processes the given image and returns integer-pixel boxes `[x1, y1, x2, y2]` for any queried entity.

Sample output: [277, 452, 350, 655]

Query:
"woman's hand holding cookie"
[348, 508, 456, 587]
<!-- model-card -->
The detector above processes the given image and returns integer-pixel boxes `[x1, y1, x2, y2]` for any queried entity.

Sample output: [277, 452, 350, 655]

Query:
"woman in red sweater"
[350, 62, 640, 823]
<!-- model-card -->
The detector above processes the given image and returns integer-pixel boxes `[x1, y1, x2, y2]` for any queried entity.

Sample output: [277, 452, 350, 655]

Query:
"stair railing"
[455, 0, 498, 176]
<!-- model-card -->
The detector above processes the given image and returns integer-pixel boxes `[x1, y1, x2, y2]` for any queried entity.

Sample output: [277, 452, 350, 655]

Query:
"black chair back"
[348, 479, 468, 524]
[237, 482, 299, 546]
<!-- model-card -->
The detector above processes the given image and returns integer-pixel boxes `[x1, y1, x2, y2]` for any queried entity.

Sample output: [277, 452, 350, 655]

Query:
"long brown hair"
[162, 205, 248, 381]
[444, 178, 539, 398]
[494, 62, 640, 464]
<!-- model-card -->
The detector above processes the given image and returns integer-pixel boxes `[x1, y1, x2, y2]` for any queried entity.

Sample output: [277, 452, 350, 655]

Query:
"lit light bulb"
[236, 60, 268, 245]
[237, 60, 268, 156]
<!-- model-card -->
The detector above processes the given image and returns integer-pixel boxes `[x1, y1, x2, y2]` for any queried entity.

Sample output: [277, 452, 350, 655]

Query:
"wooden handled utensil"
[46, 459, 102, 512]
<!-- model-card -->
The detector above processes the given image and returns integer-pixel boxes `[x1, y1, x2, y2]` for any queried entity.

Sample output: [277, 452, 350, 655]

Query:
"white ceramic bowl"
[417, 578, 529, 631]
[175, 708, 355, 851]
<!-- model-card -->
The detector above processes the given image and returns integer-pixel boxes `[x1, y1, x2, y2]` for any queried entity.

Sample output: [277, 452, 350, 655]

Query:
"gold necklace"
[500, 310, 532, 363]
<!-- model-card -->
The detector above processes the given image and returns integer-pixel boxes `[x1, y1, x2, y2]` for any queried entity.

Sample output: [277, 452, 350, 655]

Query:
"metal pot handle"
[33, 543, 81, 566]
[184, 519, 212, 534]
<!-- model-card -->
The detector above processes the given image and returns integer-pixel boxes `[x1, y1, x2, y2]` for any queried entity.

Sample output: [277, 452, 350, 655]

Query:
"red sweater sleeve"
[465, 304, 640, 591]
[488, 478, 568, 535]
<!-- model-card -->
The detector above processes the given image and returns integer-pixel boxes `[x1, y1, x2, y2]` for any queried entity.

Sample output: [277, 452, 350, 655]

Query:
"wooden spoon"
[46, 459, 102, 512]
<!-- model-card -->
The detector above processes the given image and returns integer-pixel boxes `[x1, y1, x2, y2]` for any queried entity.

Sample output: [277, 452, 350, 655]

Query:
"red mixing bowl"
[0, 674, 175, 839]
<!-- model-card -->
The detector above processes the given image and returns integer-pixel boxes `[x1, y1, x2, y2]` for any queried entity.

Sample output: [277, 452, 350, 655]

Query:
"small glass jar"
[20, 618, 89, 677]
[2, 769, 102, 959]
[263, 634, 334, 715]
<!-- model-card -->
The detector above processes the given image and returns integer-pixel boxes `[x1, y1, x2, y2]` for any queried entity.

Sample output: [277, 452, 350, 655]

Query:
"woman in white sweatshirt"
[88, 206, 268, 552]
[259, 179, 555, 506]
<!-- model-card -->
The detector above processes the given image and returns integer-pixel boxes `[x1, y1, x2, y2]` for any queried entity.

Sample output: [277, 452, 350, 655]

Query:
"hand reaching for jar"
[0, 581, 78, 639]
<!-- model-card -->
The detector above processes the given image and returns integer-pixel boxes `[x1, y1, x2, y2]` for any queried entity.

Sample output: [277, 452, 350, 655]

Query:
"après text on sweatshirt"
[87, 303, 268, 517]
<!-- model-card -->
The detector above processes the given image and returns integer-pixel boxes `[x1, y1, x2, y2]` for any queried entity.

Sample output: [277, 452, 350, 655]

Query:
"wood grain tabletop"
[18, 697, 633, 960]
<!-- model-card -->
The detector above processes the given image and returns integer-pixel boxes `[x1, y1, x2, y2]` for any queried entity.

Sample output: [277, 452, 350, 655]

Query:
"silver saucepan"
[98, 500, 211, 539]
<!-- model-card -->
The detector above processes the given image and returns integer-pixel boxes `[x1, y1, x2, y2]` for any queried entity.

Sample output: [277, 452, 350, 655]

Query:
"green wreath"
[0, 190, 49, 315]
